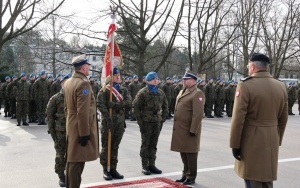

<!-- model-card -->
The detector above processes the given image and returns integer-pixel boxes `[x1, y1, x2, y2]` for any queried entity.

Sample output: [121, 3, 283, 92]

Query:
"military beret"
[40, 70, 46, 75]
[56, 74, 61, 78]
[182, 71, 197, 80]
[12, 75, 16, 79]
[166, 77, 172, 80]
[5, 76, 10, 80]
[47, 75, 53, 79]
[197, 79, 201, 83]
[29, 73, 35, 78]
[132, 75, 138, 79]
[145, 71, 158, 81]
[208, 77, 213, 81]
[128, 76, 132, 80]
[72, 54, 91, 67]
[113, 67, 120, 75]
[249, 53, 270, 64]
[20, 72, 26, 77]
[60, 74, 71, 83]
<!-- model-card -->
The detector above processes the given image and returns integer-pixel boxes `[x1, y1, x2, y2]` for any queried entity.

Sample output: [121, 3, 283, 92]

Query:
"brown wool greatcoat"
[230, 71, 288, 182]
[64, 72, 99, 162]
[171, 84, 205, 153]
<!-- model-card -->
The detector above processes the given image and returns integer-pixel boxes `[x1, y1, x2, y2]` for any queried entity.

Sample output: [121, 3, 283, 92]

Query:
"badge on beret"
[236, 90, 240, 97]
[82, 88, 89, 95]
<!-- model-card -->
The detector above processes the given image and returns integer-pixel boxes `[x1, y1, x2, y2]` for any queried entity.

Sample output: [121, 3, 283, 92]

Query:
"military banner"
[101, 23, 123, 88]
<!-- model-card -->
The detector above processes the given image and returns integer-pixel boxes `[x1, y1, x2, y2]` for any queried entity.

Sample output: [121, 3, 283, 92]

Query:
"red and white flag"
[101, 23, 123, 88]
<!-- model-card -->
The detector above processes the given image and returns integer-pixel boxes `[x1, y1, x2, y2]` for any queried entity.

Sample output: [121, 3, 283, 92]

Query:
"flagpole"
[107, 6, 116, 173]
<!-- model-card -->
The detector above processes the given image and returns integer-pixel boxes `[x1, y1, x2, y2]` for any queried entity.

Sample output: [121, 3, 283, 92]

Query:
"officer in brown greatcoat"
[170, 71, 205, 186]
[230, 53, 288, 188]
[64, 54, 99, 188]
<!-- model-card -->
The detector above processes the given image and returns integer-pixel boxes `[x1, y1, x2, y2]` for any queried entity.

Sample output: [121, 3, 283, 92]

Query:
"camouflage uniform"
[90, 81, 100, 99]
[128, 81, 141, 120]
[162, 82, 173, 118]
[51, 80, 61, 97]
[6, 81, 16, 118]
[33, 77, 51, 124]
[132, 86, 168, 170]
[287, 85, 296, 115]
[204, 82, 215, 117]
[214, 83, 225, 117]
[46, 89, 66, 180]
[28, 79, 37, 122]
[174, 84, 183, 98]
[121, 81, 131, 119]
[1, 81, 10, 116]
[225, 84, 235, 117]
[97, 84, 132, 171]
[11, 78, 30, 124]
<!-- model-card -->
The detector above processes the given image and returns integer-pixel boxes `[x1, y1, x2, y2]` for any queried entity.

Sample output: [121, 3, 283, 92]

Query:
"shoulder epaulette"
[240, 77, 252, 82]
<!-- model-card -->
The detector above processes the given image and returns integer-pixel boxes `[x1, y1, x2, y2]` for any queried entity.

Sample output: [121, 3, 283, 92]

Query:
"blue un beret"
[113, 67, 120, 75]
[5, 76, 10, 80]
[40, 70, 46, 75]
[145, 71, 158, 81]
[60, 74, 71, 83]
[20, 72, 26, 77]
[30, 73, 35, 78]
[133, 75, 138, 79]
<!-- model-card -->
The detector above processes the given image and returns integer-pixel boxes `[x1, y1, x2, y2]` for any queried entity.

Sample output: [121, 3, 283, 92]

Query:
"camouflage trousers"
[16, 100, 29, 123]
[288, 100, 295, 114]
[4, 99, 10, 113]
[54, 131, 67, 175]
[9, 98, 16, 115]
[139, 121, 162, 167]
[100, 119, 125, 170]
[214, 99, 224, 116]
[226, 101, 234, 116]
[28, 100, 37, 121]
[204, 100, 214, 116]
[36, 98, 48, 122]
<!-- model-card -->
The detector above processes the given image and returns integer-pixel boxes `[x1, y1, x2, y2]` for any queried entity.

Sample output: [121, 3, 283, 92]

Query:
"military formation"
[0, 53, 299, 188]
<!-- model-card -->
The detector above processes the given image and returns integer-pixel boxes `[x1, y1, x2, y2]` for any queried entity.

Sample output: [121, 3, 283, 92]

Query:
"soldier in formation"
[33, 70, 51, 125]
[97, 67, 132, 180]
[51, 74, 62, 97]
[224, 80, 235, 117]
[133, 71, 168, 176]
[46, 74, 70, 187]
[28, 74, 37, 123]
[7, 76, 17, 119]
[10, 73, 30, 126]
[214, 80, 225, 118]
[128, 75, 140, 121]
[204, 78, 215, 118]
[287, 82, 297, 115]
[162, 77, 174, 119]
[1, 76, 11, 117]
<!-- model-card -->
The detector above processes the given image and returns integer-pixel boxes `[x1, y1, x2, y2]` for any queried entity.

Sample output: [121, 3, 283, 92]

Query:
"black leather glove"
[232, 148, 241, 161]
[78, 135, 90, 146]
[189, 132, 196, 136]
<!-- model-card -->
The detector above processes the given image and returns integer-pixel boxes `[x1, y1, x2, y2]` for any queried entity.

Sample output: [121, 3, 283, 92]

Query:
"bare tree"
[0, 0, 65, 52]
[111, 0, 184, 79]
[260, 0, 300, 78]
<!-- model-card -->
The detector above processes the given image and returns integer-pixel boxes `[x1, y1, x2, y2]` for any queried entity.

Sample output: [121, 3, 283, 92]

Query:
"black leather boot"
[175, 176, 186, 182]
[149, 165, 162, 174]
[22, 122, 29, 126]
[142, 166, 151, 175]
[58, 174, 66, 187]
[110, 169, 124, 179]
[103, 169, 112, 180]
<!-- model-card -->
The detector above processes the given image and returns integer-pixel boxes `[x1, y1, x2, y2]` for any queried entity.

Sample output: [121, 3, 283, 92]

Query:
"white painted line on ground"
[81, 157, 300, 187]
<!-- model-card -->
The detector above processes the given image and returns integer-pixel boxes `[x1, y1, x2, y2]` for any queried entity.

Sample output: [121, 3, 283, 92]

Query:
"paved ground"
[0, 106, 299, 188]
